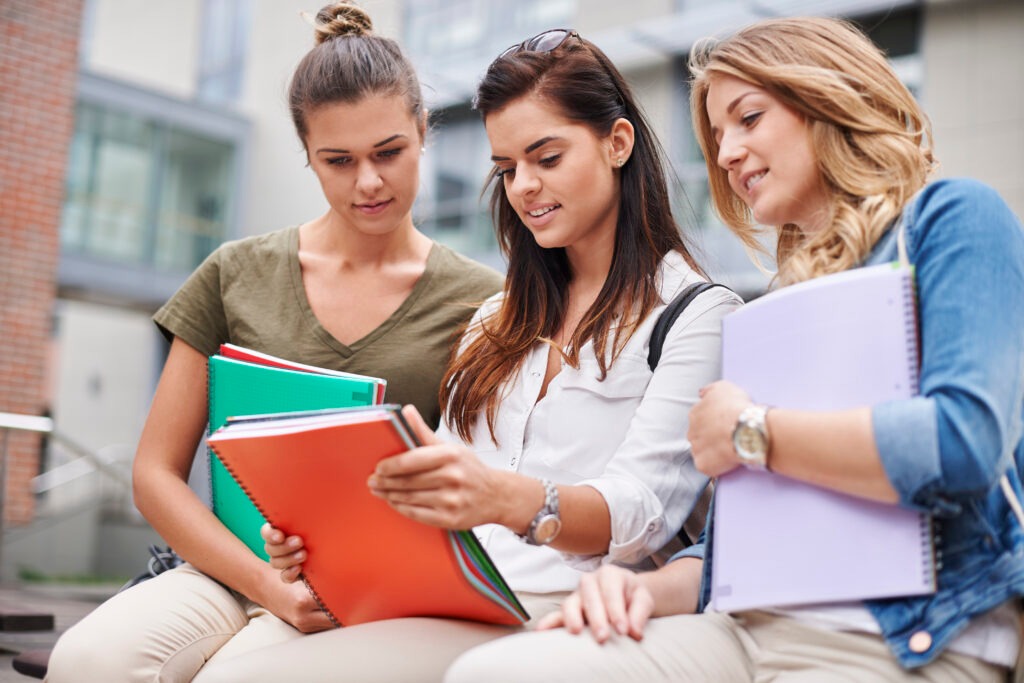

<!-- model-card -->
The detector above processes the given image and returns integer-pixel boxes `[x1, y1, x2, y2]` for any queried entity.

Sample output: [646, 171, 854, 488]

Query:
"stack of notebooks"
[710, 262, 936, 612]
[208, 344, 386, 560]
[207, 345, 528, 627]
[207, 403, 528, 626]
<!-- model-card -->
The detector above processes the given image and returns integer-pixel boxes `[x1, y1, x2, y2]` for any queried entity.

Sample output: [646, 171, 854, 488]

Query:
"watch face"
[735, 424, 767, 461]
[533, 515, 562, 545]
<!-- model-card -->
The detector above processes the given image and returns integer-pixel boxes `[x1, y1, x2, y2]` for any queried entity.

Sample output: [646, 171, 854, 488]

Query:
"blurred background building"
[1, 0, 1021, 581]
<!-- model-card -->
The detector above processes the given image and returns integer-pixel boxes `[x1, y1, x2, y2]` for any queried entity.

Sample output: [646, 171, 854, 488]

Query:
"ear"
[417, 108, 430, 143]
[608, 117, 635, 167]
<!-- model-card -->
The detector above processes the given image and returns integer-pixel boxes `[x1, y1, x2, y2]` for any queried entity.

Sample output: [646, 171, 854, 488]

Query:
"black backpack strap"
[647, 280, 732, 548]
[648, 282, 729, 371]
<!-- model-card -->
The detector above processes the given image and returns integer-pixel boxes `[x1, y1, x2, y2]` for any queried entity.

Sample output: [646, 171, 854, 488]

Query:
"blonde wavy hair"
[689, 17, 936, 284]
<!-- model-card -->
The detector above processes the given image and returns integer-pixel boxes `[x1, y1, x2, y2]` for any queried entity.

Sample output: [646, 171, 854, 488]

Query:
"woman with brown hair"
[202, 26, 739, 683]
[45, 3, 502, 681]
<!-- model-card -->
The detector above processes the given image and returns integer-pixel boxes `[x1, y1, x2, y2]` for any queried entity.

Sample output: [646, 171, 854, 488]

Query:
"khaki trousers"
[445, 610, 1008, 683]
[46, 563, 567, 683]
[191, 591, 567, 683]
[45, 564, 302, 683]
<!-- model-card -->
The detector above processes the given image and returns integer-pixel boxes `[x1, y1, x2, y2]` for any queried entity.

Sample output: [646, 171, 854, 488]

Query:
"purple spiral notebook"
[710, 263, 935, 612]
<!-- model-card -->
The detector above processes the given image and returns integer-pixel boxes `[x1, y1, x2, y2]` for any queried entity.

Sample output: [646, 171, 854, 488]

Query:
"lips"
[356, 199, 392, 215]
[743, 171, 767, 193]
[522, 203, 561, 227]
[527, 204, 560, 217]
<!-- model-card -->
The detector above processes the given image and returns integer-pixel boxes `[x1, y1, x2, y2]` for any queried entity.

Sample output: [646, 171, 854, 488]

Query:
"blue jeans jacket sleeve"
[869, 179, 1024, 515]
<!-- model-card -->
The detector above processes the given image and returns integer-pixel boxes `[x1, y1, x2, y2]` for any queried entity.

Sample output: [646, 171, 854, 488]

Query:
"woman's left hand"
[688, 380, 752, 477]
[368, 405, 507, 530]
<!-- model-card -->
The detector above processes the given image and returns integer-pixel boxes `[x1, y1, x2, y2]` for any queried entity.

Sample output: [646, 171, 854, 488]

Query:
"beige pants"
[45, 563, 566, 683]
[445, 610, 1008, 683]
[191, 591, 567, 683]
[45, 564, 303, 683]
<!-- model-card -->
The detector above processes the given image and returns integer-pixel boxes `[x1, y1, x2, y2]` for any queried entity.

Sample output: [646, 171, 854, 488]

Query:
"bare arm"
[688, 381, 899, 503]
[132, 337, 332, 631]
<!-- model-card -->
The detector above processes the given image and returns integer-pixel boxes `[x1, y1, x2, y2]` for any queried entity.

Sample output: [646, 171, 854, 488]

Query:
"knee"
[46, 621, 114, 682]
[445, 643, 541, 683]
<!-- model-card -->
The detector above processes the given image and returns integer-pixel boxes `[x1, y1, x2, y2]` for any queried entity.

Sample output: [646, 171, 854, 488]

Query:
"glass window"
[416, 108, 497, 261]
[405, 0, 575, 68]
[197, 0, 252, 104]
[61, 102, 236, 273]
[154, 129, 234, 270]
[62, 103, 156, 265]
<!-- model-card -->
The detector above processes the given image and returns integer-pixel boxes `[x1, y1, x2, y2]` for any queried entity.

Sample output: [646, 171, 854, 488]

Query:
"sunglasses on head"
[496, 28, 580, 61]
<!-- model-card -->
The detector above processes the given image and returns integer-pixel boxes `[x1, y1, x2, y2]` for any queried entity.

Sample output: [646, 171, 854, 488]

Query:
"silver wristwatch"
[732, 404, 771, 469]
[523, 479, 562, 546]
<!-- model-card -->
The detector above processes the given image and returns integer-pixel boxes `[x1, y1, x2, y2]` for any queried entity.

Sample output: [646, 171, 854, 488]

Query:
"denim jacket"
[675, 178, 1024, 668]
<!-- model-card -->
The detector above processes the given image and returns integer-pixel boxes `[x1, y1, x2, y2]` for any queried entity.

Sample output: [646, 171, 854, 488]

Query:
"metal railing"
[0, 411, 134, 572]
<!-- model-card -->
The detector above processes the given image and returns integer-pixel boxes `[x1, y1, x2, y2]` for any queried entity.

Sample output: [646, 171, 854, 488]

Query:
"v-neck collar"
[286, 225, 439, 357]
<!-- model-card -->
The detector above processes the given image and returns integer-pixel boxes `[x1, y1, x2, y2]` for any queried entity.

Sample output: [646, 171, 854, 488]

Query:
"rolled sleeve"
[570, 285, 740, 567]
[872, 396, 959, 515]
[868, 179, 1024, 508]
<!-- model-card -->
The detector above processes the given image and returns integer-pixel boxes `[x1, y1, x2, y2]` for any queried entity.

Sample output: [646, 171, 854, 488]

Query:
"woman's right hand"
[257, 569, 335, 633]
[536, 565, 655, 643]
[262, 523, 307, 583]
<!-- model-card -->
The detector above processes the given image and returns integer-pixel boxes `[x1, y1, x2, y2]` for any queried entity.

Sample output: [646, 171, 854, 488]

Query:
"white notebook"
[710, 262, 936, 612]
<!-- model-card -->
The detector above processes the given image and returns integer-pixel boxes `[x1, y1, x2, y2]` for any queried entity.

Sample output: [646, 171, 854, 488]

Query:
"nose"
[507, 164, 540, 199]
[716, 130, 745, 171]
[356, 161, 384, 194]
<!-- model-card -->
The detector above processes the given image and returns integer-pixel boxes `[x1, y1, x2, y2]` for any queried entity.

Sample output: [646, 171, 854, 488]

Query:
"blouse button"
[908, 631, 932, 653]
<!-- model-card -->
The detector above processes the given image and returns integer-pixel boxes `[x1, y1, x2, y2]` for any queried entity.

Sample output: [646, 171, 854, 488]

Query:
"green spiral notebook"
[208, 344, 386, 559]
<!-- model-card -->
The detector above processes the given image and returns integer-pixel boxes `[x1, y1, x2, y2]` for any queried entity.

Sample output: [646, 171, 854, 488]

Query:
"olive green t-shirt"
[153, 226, 503, 428]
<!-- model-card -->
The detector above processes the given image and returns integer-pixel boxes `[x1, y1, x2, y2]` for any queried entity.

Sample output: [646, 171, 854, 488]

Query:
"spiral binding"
[921, 514, 939, 584]
[210, 439, 341, 627]
[302, 575, 341, 627]
[207, 360, 219, 516]
[902, 270, 921, 394]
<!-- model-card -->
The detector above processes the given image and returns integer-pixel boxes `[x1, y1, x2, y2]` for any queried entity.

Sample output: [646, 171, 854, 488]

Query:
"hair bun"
[313, 1, 373, 45]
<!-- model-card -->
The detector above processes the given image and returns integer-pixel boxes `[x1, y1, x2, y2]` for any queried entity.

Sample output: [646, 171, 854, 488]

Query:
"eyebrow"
[710, 92, 759, 139]
[316, 134, 406, 154]
[491, 136, 563, 162]
[727, 92, 759, 115]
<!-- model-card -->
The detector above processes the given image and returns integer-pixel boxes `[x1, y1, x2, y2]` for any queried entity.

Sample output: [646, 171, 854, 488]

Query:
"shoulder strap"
[647, 280, 731, 548]
[648, 282, 729, 371]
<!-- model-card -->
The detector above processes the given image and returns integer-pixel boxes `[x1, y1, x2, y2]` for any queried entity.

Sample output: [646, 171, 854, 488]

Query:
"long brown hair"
[442, 32, 703, 442]
[689, 17, 935, 285]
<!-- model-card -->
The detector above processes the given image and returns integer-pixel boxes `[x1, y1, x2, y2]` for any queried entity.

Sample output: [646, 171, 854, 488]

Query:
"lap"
[446, 610, 1006, 683]
[193, 591, 565, 683]
[445, 611, 753, 683]
[46, 564, 296, 683]
[741, 611, 1007, 683]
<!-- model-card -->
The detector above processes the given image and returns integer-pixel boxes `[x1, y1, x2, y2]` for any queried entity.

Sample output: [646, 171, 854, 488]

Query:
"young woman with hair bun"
[45, 3, 502, 681]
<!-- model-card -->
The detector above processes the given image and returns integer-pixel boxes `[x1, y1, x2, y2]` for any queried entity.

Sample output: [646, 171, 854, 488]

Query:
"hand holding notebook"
[207, 345, 386, 559]
[207, 404, 528, 627]
[709, 262, 935, 612]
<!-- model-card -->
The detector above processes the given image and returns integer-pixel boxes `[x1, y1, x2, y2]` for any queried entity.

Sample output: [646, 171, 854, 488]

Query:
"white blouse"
[435, 251, 742, 594]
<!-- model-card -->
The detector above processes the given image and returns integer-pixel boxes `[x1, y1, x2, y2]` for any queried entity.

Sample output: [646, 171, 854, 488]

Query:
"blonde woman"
[445, 17, 1024, 683]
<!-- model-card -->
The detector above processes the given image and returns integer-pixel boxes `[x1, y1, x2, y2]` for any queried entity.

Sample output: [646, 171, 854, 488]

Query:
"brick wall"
[0, 0, 83, 525]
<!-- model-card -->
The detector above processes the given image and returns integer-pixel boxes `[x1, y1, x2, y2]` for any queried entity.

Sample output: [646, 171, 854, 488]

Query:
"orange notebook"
[206, 405, 528, 627]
